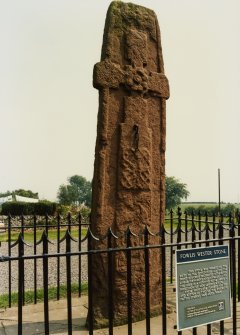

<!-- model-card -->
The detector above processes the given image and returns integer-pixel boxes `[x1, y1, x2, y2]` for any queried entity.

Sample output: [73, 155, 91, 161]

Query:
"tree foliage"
[0, 189, 38, 199]
[0, 191, 11, 197]
[165, 176, 189, 210]
[57, 175, 92, 207]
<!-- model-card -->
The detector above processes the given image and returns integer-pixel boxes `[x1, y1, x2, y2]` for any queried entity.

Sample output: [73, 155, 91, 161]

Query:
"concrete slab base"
[0, 293, 237, 335]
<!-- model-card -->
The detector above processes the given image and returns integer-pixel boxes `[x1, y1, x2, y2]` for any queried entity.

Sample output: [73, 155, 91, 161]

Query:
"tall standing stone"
[91, 1, 169, 326]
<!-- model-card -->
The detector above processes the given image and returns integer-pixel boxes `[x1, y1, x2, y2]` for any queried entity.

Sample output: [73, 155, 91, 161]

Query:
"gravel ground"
[0, 237, 174, 296]
[0, 227, 231, 296]
[0, 239, 88, 295]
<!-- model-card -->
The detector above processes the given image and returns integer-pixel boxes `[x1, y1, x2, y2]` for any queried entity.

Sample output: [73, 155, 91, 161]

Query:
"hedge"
[183, 204, 237, 216]
[1, 201, 57, 216]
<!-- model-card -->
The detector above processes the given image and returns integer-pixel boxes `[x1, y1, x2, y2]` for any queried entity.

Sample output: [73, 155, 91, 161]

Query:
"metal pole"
[218, 168, 221, 215]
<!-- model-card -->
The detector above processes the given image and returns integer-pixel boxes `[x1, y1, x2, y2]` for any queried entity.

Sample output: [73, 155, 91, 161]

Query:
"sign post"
[176, 245, 231, 330]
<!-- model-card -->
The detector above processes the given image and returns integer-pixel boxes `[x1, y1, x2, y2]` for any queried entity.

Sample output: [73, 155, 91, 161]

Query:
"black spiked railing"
[41, 231, 50, 335]
[126, 226, 134, 335]
[17, 234, 24, 335]
[0, 210, 239, 334]
[238, 213, 240, 302]
[78, 213, 82, 298]
[56, 213, 61, 300]
[86, 226, 98, 335]
[107, 227, 117, 335]
[33, 215, 37, 304]
[160, 224, 167, 335]
[143, 225, 151, 335]
[59, 229, 77, 335]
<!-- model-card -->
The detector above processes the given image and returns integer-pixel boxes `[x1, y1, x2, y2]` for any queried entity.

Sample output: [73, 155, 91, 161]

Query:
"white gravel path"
[0, 226, 228, 296]
[0, 239, 88, 295]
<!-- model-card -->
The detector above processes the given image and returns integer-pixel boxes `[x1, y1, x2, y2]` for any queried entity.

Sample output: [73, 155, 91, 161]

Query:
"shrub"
[1, 201, 57, 216]
[183, 204, 236, 217]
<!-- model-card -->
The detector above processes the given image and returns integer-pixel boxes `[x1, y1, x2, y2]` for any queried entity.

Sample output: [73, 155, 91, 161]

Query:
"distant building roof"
[0, 194, 39, 205]
[0, 195, 13, 205]
[15, 195, 39, 203]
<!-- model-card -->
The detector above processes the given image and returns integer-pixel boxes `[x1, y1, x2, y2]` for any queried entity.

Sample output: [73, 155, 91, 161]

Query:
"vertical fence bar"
[18, 235, 24, 335]
[191, 215, 197, 335]
[177, 208, 182, 247]
[229, 214, 233, 285]
[184, 211, 188, 248]
[212, 212, 216, 246]
[218, 214, 224, 335]
[67, 212, 71, 232]
[87, 231, 94, 335]
[191, 211, 196, 248]
[205, 213, 209, 245]
[161, 228, 167, 335]
[230, 222, 237, 335]
[33, 215, 37, 304]
[198, 211, 201, 245]
[8, 215, 12, 308]
[177, 208, 182, 332]
[193, 325, 197, 334]
[144, 227, 151, 335]
[57, 214, 60, 300]
[42, 232, 49, 335]
[78, 213, 82, 297]
[220, 213, 224, 240]
[170, 209, 173, 284]
[66, 231, 72, 335]
[238, 213, 240, 302]
[45, 214, 49, 236]
[126, 228, 132, 335]
[21, 215, 24, 238]
[205, 214, 211, 335]
[108, 229, 114, 335]
[219, 214, 224, 243]
[21, 215, 25, 306]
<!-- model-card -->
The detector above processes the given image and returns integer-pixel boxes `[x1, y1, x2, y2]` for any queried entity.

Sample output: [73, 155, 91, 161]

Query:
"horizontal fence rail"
[0, 210, 239, 334]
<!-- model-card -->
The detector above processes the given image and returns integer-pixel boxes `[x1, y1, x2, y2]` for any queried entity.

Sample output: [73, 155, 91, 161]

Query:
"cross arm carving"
[93, 60, 170, 99]
[93, 60, 124, 89]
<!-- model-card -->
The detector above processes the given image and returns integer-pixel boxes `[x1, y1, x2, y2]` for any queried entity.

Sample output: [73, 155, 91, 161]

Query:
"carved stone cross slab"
[90, 1, 170, 326]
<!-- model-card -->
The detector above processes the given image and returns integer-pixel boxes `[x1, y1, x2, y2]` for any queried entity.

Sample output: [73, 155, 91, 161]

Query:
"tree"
[0, 191, 11, 198]
[0, 189, 38, 199]
[57, 175, 92, 207]
[165, 176, 189, 210]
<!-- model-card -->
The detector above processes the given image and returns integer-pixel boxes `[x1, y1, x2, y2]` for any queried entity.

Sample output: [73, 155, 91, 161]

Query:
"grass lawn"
[0, 282, 88, 309]
[0, 228, 88, 243]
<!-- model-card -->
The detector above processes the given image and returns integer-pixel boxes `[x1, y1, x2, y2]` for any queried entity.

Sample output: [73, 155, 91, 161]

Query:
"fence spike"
[77, 212, 82, 223]
[107, 227, 118, 239]
[59, 228, 78, 244]
[177, 207, 182, 216]
[82, 226, 99, 243]
[36, 230, 54, 246]
[125, 225, 137, 238]
[10, 233, 31, 248]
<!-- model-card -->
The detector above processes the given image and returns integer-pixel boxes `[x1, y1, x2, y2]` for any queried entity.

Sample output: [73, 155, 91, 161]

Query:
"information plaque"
[176, 245, 231, 330]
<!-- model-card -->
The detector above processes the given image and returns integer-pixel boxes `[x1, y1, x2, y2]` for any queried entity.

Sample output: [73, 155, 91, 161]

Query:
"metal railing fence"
[0, 210, 239, 335]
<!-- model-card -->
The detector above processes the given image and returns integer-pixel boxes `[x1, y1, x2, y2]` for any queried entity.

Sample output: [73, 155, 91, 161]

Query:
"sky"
[0, 0, 239, 203]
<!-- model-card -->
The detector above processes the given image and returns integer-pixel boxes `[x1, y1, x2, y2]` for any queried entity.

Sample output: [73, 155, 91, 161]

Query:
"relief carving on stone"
[93, 29, 169, 99]
[119, 95, 152, 192]
[91, 1, 169, 323]
[117, 191, 152, 226]
[125, 29, 148, 67]
[120, 147, 151, 190]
